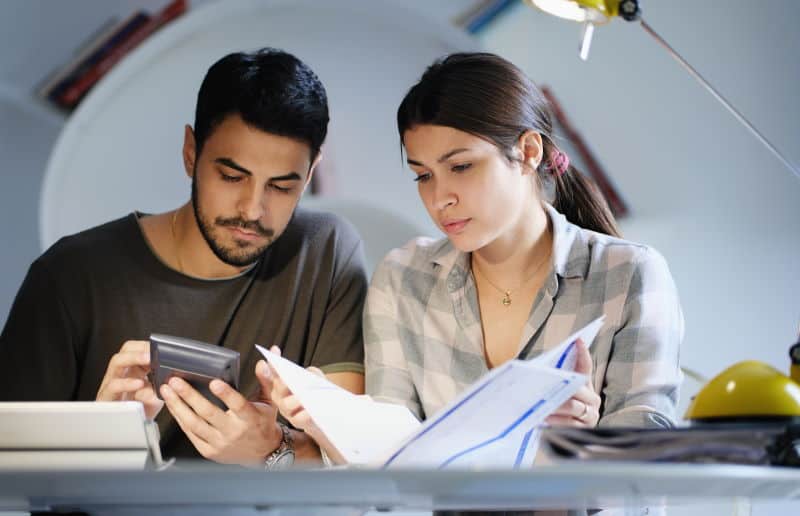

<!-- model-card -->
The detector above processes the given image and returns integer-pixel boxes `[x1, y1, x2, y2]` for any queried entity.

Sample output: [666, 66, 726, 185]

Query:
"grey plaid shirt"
[364, 204, 683, 428]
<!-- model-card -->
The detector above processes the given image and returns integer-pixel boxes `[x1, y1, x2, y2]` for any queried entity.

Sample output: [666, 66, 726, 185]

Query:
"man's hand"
[544, 339, 601, 428]
[160, 377, 282, 466]
[256, 346, 346, 464]
[96, 340, 163, 419]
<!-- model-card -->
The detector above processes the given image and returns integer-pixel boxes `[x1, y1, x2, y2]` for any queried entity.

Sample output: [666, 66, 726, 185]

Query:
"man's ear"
[182, 125, 197, 178]
[303, 151, 323, 192]
[517, 130, 543, 175]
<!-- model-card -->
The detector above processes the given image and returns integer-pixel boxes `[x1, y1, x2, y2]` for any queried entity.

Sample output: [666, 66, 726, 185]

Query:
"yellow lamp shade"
[524, 0, 632, 23]
[685, 360, 800, 421]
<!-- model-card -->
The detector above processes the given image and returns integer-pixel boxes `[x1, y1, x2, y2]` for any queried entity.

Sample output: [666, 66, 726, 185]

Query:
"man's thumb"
[255, 360, 274, 402]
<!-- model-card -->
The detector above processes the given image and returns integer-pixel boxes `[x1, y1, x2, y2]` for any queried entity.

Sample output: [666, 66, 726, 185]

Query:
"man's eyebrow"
[269, 172, 303, 182]
[214, 158, 302, 181]
[215, 157, 252, 175]
[406, 148, 471, 167]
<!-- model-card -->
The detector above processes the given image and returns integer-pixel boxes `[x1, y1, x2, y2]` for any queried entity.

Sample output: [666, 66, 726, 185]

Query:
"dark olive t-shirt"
[0, 207, 368, 459]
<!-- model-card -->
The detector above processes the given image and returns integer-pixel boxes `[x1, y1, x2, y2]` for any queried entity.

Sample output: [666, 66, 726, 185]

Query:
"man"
[0, 48, 367, 467]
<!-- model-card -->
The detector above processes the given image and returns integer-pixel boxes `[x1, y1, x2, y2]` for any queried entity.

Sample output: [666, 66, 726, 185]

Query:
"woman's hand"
[544, 339, 601, 428]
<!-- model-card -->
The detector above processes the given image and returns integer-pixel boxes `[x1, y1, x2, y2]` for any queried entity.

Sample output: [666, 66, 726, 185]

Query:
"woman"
[265, 52, 683, 465]
[364, 52, 683, 433]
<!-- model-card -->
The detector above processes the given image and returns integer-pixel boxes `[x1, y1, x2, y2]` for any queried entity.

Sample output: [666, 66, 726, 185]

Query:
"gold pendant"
[502, 292, 512, 307]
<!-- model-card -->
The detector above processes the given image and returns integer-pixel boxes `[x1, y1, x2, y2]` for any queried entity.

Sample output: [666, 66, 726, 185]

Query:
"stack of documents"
[541, 424, 798, 466]
[257, 317, 605, 469]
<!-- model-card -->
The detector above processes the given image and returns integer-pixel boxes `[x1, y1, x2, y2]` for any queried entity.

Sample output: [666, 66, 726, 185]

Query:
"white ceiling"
[0, 0, 477, 96]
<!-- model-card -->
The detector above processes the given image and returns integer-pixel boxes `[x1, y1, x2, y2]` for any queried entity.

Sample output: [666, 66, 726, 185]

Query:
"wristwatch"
[264, 423, 295, 471]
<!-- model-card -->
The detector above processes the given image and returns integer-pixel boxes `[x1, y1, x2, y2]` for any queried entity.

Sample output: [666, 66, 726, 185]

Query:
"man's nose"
[237, 186, 265, 221]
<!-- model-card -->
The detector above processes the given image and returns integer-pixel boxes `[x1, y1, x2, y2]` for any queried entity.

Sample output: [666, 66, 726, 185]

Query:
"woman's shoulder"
[573, 226, 674, 285]
[381, 235, 451, 266]
[548, 204, 667, 275]
[583, 228, 657, 262]
[373, 236, 452, 278]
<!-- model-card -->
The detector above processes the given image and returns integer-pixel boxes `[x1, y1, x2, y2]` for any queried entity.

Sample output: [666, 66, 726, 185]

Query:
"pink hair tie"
[550, 150, 570, 177]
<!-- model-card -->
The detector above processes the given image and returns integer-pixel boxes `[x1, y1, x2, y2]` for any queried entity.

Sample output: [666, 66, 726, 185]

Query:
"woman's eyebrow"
[407, 148, 471, 167]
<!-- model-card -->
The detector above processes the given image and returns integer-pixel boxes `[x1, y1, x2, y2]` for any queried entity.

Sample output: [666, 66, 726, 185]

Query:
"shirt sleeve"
[311, 229, 369, 376]
[0, 259, 81, 401]
[363, 254, 423, 420]
[598, 247, 684, 428]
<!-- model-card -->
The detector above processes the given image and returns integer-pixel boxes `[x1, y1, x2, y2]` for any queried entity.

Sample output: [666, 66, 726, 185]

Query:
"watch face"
[271, 450, 295, 470]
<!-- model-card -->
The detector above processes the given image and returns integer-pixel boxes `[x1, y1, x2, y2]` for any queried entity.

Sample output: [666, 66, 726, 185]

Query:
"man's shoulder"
[284, 206, 362, 252]
[38, 214, 138, 269]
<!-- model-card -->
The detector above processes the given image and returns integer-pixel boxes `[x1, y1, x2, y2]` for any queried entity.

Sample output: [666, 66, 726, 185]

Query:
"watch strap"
[264, 423, 295, 470]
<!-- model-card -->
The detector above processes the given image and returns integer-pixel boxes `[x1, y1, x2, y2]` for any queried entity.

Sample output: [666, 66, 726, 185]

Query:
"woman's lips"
[442, 218, 471, 235]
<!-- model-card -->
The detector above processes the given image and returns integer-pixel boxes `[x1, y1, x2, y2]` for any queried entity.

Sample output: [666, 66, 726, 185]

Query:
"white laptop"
[0, 401, 164, 470]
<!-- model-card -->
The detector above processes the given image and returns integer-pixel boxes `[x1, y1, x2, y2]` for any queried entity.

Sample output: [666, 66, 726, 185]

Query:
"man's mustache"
[216, 217, 274, 237]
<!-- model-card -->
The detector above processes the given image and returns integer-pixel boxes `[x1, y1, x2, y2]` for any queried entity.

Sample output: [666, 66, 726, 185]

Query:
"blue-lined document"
[257, 316, 604, 469]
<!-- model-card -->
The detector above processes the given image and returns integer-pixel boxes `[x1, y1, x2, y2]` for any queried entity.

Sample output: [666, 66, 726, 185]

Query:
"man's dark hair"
[193, 47, 329, 160]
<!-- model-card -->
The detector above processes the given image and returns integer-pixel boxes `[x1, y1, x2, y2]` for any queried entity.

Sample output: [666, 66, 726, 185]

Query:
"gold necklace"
[171, 209, 185, 273]
[471, 251, 550, 308]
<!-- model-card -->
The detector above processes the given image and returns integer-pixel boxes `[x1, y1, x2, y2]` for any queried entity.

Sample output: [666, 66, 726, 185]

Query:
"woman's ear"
[517, 130, 543, 174]
[182, 125, 197, 178]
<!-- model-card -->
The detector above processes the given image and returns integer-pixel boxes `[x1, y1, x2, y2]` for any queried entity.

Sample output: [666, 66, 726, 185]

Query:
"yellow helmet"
[684, 360, 800, 421]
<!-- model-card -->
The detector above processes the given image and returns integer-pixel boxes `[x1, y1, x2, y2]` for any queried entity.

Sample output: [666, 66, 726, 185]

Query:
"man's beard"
[191, 177, 275, 267]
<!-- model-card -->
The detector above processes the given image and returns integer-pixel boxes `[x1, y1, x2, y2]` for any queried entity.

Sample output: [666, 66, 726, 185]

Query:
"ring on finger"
[578, 401, 589, 421]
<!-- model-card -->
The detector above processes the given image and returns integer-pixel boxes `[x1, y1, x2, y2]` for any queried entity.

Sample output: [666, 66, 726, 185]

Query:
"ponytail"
[541, 142, 621, 237]
[552, 166, 621, 238]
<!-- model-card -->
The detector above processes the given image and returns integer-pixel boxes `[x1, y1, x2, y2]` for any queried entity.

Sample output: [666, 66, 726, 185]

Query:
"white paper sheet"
[256, 345, 421, 464]
[256, 316, 604, 469]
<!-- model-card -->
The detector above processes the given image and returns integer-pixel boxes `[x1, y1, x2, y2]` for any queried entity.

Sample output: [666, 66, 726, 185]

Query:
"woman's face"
[403, 124, 538, 252]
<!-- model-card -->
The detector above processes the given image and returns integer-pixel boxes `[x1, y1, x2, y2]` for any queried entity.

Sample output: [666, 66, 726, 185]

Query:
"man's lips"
[441, 218, 471, 234]
[227, 226, 264, 241]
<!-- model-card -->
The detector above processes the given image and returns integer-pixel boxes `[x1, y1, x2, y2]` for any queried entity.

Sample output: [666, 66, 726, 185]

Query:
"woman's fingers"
[573, 339, 593, 376]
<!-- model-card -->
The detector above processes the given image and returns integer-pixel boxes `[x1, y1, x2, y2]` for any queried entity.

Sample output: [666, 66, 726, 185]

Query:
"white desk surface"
[1, 461, 799, 514]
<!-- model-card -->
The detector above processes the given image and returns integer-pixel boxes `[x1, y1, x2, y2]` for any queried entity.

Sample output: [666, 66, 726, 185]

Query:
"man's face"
[185, 114, 316, 267]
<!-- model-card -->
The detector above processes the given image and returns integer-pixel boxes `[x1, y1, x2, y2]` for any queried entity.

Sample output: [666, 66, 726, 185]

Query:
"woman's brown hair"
[397, 52, 620, 237]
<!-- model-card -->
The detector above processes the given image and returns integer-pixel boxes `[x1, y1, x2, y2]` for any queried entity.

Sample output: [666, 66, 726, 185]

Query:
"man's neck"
[138, 205, 254, 280]
[171, 205, 255, 279]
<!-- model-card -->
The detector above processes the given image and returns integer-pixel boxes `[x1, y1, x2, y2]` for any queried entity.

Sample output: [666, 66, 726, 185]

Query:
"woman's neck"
[471, 202, 552, 287]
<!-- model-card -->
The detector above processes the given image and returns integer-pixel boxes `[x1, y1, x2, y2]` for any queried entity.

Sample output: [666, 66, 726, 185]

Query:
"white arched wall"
[40, 0, 476, 252]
